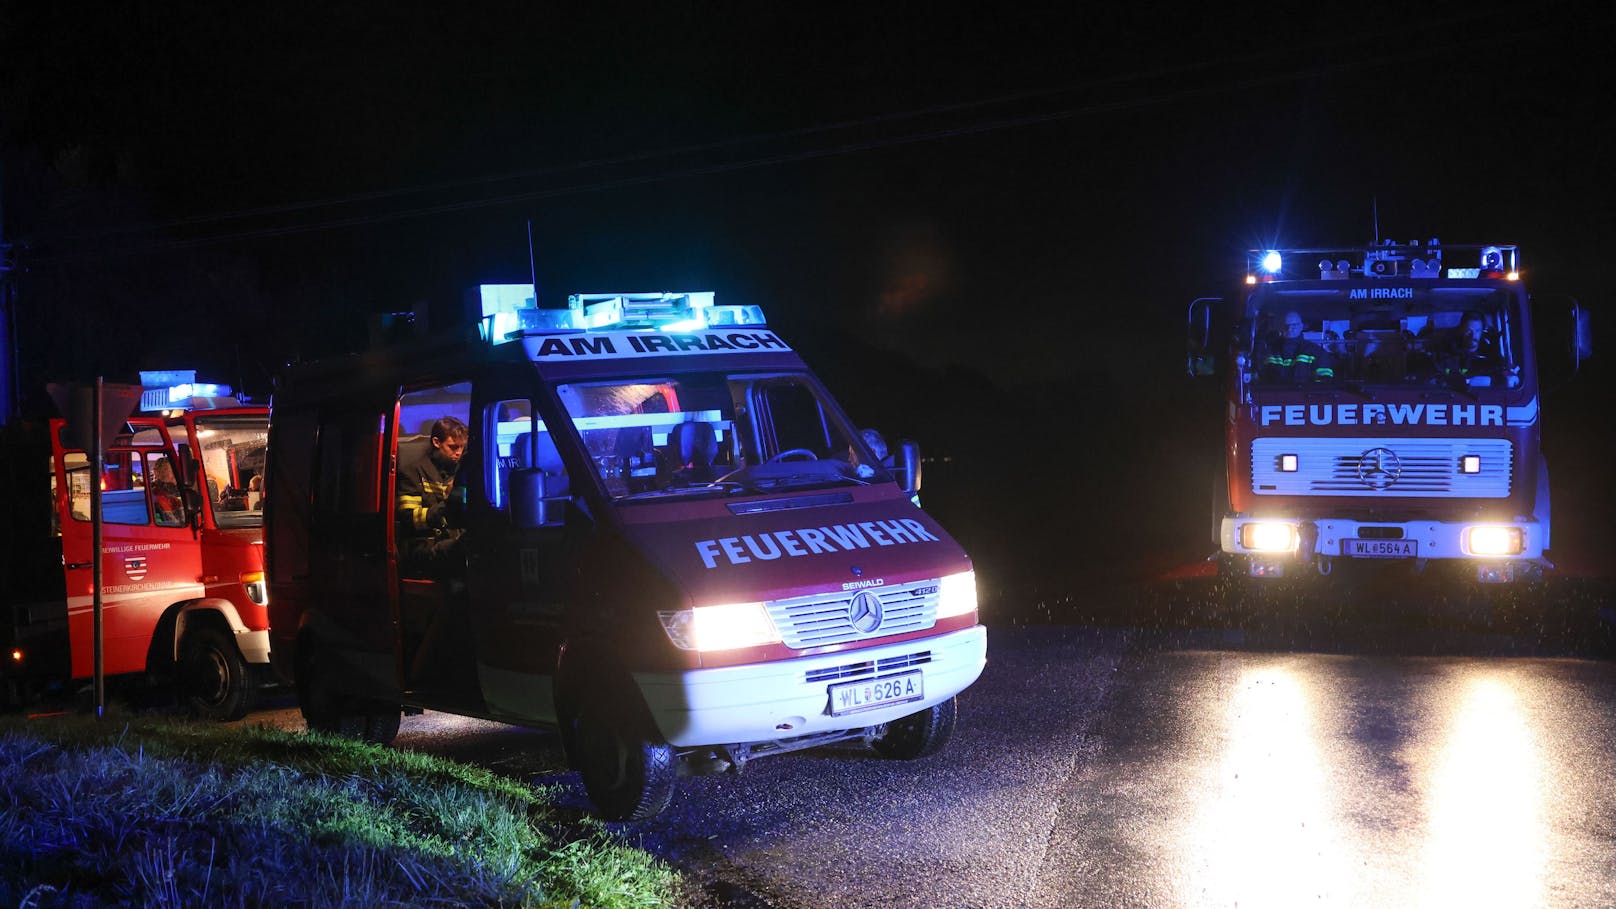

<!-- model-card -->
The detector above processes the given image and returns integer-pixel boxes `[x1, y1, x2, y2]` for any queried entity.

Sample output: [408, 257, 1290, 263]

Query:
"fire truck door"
[53, 423, 204, 680]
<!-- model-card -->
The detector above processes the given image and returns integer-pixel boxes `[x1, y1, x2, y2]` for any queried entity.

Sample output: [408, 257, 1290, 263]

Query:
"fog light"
[10, 648, 21, 664]
[1240, 521, 1298, 553]
[1278, 454, 1299, 472]
[1460, 455, 1481, 474]
[1466, 526, 1524, 556]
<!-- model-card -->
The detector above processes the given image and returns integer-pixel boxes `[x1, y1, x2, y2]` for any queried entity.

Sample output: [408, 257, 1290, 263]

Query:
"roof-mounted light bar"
[1245, 241, 1520, 283]
[477, 285, 767, 344]
[136, 369, 236, 412]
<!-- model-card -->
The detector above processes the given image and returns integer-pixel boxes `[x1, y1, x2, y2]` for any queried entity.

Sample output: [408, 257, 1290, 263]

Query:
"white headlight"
[1240, 522, 1298, 553]
[936, 570, 978, 619]
[658, 602, 780, 652]
[1466, 526, 1523, 556]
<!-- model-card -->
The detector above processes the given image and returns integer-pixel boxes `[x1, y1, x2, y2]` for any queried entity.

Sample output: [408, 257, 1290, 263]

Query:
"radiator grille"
[1251, 437, 1513, 498]
[765, 578, 938, 649]
[805, 651, 934, 684]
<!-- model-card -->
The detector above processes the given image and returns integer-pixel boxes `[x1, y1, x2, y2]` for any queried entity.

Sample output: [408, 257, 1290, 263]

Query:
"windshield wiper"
[619, 480, 751, 502]
[753, 473, 869, 490]
[1425, 384, 1478, 402]
[1305, 384, 1375, 401]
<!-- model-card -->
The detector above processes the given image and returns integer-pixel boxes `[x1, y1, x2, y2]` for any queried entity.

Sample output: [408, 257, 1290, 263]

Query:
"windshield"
[191, 416, 269, 528]
[1246, 286, 1525, 390]
[541, 371, 891, 501]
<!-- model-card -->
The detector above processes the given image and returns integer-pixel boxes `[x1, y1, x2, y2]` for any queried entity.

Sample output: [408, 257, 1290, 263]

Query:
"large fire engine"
[2, 372, 272, 718]
[266, 288, 987, 820]
[1188, 240, 1591, 583]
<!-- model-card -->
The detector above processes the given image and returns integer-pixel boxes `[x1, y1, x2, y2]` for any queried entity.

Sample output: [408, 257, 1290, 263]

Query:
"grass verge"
[0, 713, 677, 908]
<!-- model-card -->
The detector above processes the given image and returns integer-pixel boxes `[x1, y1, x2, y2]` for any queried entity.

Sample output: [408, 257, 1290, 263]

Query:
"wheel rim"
[191, 646, 230, 707]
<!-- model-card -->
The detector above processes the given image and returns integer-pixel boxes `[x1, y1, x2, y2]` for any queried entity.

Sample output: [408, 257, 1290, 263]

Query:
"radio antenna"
[526, 218, 540, 307]
[1372, 197, 1380, 245]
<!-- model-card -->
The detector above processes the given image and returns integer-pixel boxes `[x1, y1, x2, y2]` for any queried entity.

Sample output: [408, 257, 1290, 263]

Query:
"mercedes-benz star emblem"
[1357, 447, 1402, 490]
[848, 590, 885, 634]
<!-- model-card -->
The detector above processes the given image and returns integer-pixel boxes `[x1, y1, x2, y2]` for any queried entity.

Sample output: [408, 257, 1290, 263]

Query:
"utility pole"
[0, 154, 16, 426]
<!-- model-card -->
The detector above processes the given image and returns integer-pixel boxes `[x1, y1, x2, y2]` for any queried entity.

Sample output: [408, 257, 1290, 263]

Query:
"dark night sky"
[4, 2, 1615, 589]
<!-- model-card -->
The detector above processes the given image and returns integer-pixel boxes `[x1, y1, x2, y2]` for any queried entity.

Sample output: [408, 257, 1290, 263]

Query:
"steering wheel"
[767, 448, 818, 463]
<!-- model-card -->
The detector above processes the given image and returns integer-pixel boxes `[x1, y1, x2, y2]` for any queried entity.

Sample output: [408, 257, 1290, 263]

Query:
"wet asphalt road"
[243, 575, 1616, 908]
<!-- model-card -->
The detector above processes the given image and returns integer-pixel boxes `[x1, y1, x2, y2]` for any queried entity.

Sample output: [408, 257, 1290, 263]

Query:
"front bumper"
[634, 624, 988, 748]
[1220, 516, 1546, 578]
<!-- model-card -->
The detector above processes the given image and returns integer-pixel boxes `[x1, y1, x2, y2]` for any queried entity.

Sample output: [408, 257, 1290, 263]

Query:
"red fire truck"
[266, 288, 987, 820]
[2, 374, 272, 718]
[1188, 241, 1591, 583]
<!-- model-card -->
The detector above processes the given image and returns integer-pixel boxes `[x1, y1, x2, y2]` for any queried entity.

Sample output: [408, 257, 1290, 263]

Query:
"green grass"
[0, 713, 678, 908]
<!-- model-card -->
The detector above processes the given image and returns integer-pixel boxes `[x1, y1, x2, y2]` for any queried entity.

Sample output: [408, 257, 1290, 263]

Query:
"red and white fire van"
[1188, 241, 1591, 583]
[2, 374, 271, 718]
[266, 289, 987, 820]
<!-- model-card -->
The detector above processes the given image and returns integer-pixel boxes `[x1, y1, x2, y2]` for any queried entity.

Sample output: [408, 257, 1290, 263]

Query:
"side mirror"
[1187, 297, 1221, 377]
[1574, 302, 1593, 368]
[510, 468, 567, 529]
[897, 439, 922, 503]
[1532, 294, 1593, 388]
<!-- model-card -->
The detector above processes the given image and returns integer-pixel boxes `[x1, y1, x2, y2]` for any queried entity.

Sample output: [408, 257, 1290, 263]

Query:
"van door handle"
[65, 561, 93, 570]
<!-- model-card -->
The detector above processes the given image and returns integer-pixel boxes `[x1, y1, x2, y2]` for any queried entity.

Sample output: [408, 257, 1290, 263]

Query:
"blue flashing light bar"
[479, 285, 767, 343]
[1246, 241, 1519, 283]
[136, 369, 235, 412]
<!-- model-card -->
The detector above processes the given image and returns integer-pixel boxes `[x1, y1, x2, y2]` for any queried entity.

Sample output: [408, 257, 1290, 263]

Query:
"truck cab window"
[64, 451, 155, 526]
[1249, 289, 1522, 389]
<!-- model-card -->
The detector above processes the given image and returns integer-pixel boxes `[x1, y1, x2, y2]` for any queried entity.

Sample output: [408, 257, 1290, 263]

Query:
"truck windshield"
[1247, 287, 1525, 390]
[191, 416, 269, 528]
[552, 371, 892, 500]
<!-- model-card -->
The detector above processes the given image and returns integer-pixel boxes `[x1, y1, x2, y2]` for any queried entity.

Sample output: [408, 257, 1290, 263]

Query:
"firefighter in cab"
[396, 416, 469, 578]
[1433, 311, 1505, 386]
[1258, 310, 1336, 383]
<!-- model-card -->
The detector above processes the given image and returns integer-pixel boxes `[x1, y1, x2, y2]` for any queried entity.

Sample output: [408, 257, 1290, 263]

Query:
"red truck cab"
[1188, 241, 1591, 583]
[267, 289, 987, 820]
[5, 376, 271, 718]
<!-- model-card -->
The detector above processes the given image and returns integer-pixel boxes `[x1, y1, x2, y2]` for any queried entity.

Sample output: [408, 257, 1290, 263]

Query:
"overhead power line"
[29, 7, 1602, 266]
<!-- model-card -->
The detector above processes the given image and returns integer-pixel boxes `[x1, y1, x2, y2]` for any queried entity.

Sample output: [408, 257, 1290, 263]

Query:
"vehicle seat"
[513, 431, 568, 498]
[665, 421, 718, 481]
[397, 434, 432, 472]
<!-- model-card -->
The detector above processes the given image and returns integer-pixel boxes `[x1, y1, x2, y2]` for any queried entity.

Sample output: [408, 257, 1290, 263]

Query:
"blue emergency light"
[136, 369, 234, 412]
[478, 285, 767, 343]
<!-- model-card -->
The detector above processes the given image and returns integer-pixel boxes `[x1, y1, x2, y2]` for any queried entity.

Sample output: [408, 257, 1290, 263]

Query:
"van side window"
[314, 412, 384, 516]
[485, 398, 542, 511]
[266, 407, 319, 579]
[754, 380, 831, 457]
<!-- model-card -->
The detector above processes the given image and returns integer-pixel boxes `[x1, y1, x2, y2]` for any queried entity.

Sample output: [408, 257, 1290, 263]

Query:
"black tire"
[296, 639, 366, 737]
[871, 696, 957, 760]
[363, 707, 402, 745]
[568, 683, 677, 822]
[179, 627, 255, 721]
